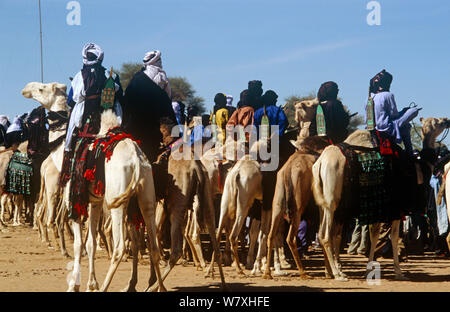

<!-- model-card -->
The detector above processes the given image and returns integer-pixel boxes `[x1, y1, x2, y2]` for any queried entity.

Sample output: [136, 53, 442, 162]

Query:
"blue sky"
[0, 0, 449, 143]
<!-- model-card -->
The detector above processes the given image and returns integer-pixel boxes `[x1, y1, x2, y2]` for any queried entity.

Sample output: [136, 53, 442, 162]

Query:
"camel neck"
[49, 95, 69, 113]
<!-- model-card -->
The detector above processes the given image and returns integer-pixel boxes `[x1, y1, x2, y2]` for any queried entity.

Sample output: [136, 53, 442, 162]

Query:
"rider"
[310, 81, 350, 144]
[0, 115, 10, 146]
[253, 90, 289, 138]
[368, 69, 420, 155]
[123, 50, 177, 163]
[210, 93, 230, 144]
[64, 43, 123, 153]
[5, 113, 28, 149]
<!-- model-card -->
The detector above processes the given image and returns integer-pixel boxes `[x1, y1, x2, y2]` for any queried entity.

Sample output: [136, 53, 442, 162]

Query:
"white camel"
[22, 82, 166, 292]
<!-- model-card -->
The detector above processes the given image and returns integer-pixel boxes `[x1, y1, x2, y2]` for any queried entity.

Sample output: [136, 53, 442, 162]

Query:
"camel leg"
[391, 220, 408, 280]
[86, 202, 101, 291]
[189, 210, 207, 270]
[123, 223, 139, 292]
[318, 207, 347, 281]
[147, 206, 186, 292]
[0, 194, 7, 224]
[67, 220, 82, 292]
[285, 210, 309, 279]
[140, 206, 166, 293]
[252, 207, 272, 276]
[12, 196, 23, 226]
[229, 213, 249, 276]
[333, 221, 346, 276]
[246, 218, 260, 270]
[367, 223, 381, 277]
[183, 209, 199, 267]
[100, 207, 127, 292]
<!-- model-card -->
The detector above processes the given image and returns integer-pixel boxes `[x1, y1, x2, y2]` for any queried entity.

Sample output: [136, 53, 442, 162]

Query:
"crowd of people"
[0, 42, 448, 264]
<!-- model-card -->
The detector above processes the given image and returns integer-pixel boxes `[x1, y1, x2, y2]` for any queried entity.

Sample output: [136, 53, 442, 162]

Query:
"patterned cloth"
[5, 152, 33, 196]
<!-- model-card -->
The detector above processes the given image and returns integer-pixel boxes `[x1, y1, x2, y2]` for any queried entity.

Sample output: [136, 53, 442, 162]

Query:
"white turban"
[143, 50, 162, 68]
[82, 43, 104, 66]
[0, 115, 9, 129]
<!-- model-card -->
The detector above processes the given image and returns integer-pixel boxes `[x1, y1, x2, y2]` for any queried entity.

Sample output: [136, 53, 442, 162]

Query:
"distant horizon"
[0, 0, 448, 145]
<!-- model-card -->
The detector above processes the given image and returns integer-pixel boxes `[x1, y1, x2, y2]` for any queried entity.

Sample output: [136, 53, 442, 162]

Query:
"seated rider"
[0, 115, 10, 146]
[368, 70, 420, 155]
[5, 113, 28, 149]
[64, 43, 123, 153]
[123, 50, 177, 163]
[210, 93, 230, 144]
[310, 81, 350, 144]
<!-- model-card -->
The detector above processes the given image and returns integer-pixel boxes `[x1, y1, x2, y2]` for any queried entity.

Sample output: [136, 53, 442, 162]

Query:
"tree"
[168, 77, 206, 115]
[117, 62, 142, 90]
[116, 64, 206, 115]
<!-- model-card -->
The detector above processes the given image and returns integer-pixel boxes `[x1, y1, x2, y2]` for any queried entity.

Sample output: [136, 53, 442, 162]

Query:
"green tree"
[168, 77, 206, 115]
[116, 64, 206, 115]
[117, 62, 142, 90]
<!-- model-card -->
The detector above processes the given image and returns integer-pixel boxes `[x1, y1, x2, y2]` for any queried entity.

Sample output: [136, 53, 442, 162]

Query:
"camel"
[262, 136, 330, 280]
[312, 117, 450, 281]
[22, 82, 166, 292]
[0, 142, 29, 226]
[145, 132, 226, 291]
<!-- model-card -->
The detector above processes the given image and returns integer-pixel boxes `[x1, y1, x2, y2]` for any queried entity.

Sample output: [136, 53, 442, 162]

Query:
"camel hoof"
[299, 274, 312, 280]
[122, 285, 137, 292]
[273, 270, 289, 277]
[262, 273, 273, 280]
[67, 285, 80, 292]
[158, 285, 167, 292]
[335, 275, 348, 282]
[280, 262, 292, 270]
[395, 274, 409, 281]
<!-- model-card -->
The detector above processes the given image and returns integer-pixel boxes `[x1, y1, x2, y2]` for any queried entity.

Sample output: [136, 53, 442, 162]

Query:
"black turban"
[317, 81, 339, 102]
[214, 93, 227, 106]
[262, 90, 278, 107]
[370, 69, 393, 93]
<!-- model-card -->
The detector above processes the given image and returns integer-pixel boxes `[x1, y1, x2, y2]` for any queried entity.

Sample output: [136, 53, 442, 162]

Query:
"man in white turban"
[143, 50, 171, 99]
[65, 43, 123, 152]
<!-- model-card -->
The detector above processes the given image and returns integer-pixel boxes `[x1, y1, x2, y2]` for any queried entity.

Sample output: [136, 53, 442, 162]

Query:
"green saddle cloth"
[6, 151, 33, 195]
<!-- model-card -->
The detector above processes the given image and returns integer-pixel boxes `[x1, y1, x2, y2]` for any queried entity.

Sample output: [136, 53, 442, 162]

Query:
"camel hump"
[344, 129, 376, 149]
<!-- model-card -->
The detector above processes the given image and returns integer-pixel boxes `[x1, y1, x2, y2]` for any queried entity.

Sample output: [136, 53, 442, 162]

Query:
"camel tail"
[193, 162, 215, 230]
[311, 156, 326, 209]
[108, 143, 140, 209]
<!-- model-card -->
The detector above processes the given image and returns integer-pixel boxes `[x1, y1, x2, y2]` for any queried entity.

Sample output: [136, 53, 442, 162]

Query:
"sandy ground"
[1, 224, 450, 293]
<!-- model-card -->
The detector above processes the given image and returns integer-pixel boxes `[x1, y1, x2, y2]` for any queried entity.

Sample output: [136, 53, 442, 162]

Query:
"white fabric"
[82, 43, 104, 66]
[64, 69, 122, 151]
[143, 50, 171, 98]
[0, 115, 9, 128]
[226, 95, 233, 106]
[6, 116, 24, 133]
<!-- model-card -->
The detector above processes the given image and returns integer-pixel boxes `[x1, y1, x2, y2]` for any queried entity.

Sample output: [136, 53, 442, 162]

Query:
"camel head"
[21, 82, 68, 111]
[420, 117, 450, 148]
[294, 98, 319, 139]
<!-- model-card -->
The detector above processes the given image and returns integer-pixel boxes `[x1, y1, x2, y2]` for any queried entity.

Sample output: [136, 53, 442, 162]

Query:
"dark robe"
[310, 100, 350, 144]
[123, 71, 177, 163]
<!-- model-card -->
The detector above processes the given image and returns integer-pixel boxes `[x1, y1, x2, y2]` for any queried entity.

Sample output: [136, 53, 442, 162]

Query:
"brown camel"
[312, 117, 450, 281]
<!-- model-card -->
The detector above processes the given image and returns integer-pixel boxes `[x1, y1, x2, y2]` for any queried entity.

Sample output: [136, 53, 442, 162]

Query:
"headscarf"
[248, 80, 263, 110]
[0, 115, 10, 130]
[143, 50, 162, 68]
[262, 90, 278, 107]
[82, 43, 104, 66]
[370, 69, 393, 93]
[142, 50, 171, 97]
[317, 81, 339, 102]
[237, 89, 249, 108]
[213, 93, 227, 114]
[81, 43, 106, 96]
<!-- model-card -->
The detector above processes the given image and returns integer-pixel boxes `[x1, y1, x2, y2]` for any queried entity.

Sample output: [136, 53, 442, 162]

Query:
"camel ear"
[57, 83, 67, 93]
[420, 117, 424, 123]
